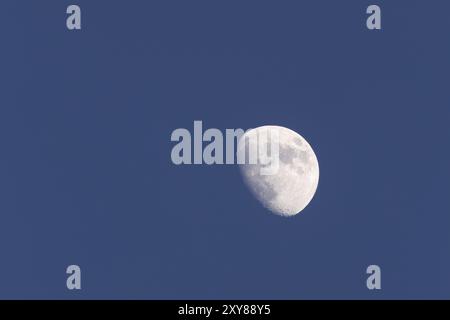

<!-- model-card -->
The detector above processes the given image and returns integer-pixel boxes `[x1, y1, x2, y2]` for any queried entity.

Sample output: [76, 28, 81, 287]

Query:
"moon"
[237, 126, 319, 217]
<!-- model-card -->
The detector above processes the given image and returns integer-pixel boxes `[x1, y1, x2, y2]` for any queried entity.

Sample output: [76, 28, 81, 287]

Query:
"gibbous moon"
[237, 126, 319, 217]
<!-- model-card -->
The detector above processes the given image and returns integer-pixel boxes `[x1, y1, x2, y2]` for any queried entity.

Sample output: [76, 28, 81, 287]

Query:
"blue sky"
[0, 0, 449, 299]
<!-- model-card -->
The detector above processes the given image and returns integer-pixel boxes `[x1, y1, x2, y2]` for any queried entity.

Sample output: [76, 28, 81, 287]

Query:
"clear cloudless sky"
[0, 0, 449, 299]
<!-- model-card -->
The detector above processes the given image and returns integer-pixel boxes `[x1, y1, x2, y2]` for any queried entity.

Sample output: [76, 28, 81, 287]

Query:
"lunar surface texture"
[237, 126, 319, 217]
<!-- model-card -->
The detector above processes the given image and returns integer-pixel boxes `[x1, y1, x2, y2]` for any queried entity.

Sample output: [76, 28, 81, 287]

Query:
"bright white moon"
[237, 126, 319, 217]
